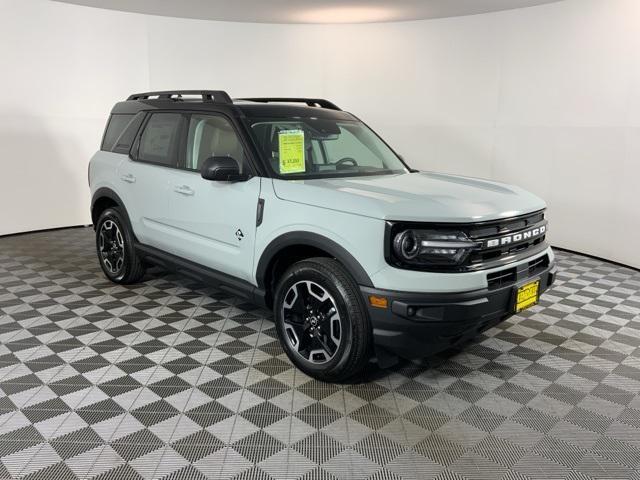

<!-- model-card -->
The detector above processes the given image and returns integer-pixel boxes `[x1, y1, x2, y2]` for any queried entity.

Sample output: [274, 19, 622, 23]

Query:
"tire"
[95, 207, 145, 284]
[273, 257, 372, 382]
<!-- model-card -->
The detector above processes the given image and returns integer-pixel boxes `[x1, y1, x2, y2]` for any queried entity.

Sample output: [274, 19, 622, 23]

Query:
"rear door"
[117, 112, 186, 251]
[163, 112, 261, 282]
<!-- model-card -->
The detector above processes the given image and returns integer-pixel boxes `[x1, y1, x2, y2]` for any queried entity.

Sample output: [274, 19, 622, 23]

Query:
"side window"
[102, 114, 133, 151]
[185, 114, 246, 172]
[138, 113, 184, 167]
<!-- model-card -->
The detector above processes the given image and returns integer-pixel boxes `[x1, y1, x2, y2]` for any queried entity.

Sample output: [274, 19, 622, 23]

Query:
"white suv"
[89, 90, 556, 382]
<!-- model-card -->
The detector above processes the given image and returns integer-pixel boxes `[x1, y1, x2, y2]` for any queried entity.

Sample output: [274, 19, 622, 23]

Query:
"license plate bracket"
[514, 279, 540, 313]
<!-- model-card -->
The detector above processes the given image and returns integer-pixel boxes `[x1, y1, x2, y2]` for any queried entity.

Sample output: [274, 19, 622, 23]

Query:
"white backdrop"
[1, 0, 639, 268]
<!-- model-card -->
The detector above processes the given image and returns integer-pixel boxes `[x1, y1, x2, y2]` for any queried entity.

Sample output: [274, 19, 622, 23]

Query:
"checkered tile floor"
[1, 228, 639, 479]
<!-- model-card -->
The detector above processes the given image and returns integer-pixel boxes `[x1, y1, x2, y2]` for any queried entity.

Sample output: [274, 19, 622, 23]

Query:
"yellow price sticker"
[278, 130, 306, 174]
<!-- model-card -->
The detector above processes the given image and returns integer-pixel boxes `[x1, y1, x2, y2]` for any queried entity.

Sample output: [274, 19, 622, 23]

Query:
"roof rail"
[127, 90, 233, 103]
[237, 97, 341, 111]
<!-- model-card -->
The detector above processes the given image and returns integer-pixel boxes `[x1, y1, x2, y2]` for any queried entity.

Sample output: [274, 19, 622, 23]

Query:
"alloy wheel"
[99, 220, 125, 275]
[281, 280, 342, 364]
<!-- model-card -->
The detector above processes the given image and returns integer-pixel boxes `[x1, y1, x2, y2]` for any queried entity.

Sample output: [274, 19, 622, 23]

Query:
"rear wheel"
[95, 207, 145, 284]
[274, 257, 372, 382]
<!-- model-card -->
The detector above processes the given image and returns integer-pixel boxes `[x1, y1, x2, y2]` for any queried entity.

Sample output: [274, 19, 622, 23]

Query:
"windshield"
[246, 117, 408, 179]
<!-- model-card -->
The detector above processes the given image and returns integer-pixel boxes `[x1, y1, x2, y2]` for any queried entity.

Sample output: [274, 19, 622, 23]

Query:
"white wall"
[1, 0, 639, 268]
[0, 0, 148, 236]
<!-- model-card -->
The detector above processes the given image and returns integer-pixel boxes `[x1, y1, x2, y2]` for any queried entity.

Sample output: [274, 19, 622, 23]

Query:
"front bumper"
[362, 259, 557, 361]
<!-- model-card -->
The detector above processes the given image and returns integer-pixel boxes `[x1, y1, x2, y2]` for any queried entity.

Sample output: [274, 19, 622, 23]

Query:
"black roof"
[111, 90, 355, 120]
[233, 103, 354, 120]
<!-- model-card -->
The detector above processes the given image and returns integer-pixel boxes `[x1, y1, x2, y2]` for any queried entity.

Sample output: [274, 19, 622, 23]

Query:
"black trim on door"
[135, 243, 267, 307]
[256, 198, 265, 227]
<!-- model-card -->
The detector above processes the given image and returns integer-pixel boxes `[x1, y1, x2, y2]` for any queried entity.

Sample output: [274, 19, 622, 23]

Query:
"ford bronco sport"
[89, 90, 556, 382]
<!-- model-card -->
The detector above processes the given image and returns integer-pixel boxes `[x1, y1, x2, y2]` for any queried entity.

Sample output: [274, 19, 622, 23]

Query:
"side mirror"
[201, 156, 249, 182]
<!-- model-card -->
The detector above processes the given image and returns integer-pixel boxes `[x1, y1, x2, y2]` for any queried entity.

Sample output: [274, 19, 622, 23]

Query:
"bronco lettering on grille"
[485, 225, 546, 248]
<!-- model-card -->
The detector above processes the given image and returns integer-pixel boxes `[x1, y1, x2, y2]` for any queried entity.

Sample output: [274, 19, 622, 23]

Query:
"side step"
[135, 243, 267, 308]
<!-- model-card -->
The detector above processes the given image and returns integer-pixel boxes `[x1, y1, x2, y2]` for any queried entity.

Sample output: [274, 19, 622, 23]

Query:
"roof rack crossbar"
[237, 97, 341, 111]
[127, 90, 233, 104]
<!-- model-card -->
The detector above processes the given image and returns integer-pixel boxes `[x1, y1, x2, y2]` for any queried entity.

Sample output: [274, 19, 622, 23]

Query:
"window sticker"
[278, 130, 306, 174]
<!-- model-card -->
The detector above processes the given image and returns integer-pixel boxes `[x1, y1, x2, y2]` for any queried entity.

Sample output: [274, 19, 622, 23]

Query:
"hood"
[272, 171, 546, 222]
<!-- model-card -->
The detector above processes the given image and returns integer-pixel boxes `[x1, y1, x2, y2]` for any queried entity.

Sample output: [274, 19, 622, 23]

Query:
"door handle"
[120, 173, 136, 184]
[174, 185, 195, 196]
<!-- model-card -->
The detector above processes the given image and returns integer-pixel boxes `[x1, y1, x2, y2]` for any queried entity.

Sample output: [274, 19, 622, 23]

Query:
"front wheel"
[95, 207, 145, 284]
[273, 257, 372, 382]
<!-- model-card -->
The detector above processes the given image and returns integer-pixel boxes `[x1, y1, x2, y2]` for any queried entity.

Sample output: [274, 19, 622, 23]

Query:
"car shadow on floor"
[139, 265, 482, 385]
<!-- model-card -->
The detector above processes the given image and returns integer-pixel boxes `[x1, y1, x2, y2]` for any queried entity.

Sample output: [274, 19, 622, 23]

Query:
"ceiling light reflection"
[292, 6, 401, 24]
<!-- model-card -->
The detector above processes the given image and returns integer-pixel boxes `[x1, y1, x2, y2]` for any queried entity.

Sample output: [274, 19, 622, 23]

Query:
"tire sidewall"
[95, 208, 134, 283]
[274, 262, 360, 378]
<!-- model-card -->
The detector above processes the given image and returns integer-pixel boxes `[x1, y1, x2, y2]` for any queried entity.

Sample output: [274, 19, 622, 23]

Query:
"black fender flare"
[255, 231, 374, 289]
[90, 188, 135, 238]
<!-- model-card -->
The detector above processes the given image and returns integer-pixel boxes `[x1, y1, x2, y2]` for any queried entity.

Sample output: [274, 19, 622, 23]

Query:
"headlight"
[393, 230, 420, 260]
[391, 229, 480, 267]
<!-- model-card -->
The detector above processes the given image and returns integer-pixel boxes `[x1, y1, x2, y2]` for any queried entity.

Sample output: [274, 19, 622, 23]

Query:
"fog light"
[369, 295, 388, 309]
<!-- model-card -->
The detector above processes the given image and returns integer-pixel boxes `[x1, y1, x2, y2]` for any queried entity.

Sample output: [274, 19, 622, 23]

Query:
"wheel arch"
[256, 231, 374, 307]
[91, 188, 135, 239]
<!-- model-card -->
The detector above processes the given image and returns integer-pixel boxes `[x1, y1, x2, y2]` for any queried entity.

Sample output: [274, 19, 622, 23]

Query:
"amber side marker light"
[368, 295, 388, 309]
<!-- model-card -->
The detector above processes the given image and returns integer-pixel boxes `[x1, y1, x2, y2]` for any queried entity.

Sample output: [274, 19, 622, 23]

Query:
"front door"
[165, 113, 261, 283]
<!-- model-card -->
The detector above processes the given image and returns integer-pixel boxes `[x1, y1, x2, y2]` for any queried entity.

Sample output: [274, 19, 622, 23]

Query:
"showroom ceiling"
[53, 0, 563, 23]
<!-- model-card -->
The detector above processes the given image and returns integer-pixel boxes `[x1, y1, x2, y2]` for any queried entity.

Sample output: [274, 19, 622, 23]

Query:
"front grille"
[466, 210, 547, 269]
[528, 253, 550, 276]
[487, 267, 517, 290]
[487, 254, 550, 290]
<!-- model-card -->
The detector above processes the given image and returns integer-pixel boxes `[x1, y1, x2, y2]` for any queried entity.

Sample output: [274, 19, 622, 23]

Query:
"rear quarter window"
[101, 114, 134, 151]
[111, 112, 145, 154]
